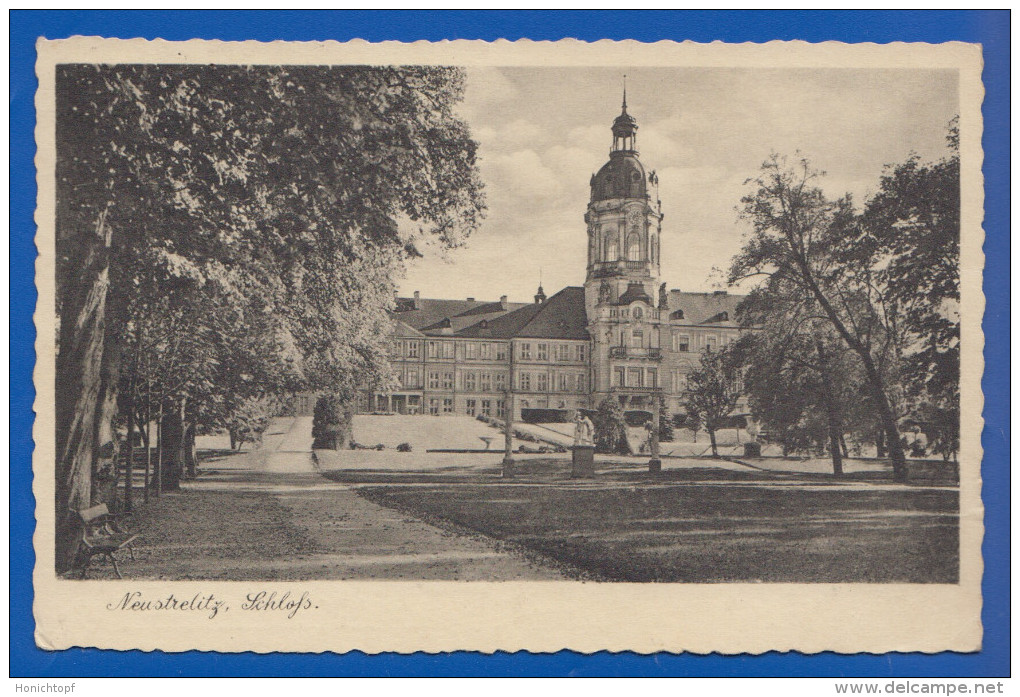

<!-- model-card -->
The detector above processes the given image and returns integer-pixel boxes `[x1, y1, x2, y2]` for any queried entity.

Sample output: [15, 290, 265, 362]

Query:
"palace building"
[351, 94, 746, 421]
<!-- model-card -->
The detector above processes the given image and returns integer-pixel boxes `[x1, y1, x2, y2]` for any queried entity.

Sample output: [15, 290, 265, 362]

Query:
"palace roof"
[393, 286, 746, 340]
[666, 290, 744, 328]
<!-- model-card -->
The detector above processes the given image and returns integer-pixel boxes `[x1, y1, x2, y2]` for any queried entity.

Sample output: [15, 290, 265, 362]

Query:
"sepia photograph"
[31, 36, 985, 655]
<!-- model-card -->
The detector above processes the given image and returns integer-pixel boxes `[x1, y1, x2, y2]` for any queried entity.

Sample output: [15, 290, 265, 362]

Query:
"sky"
[398, 66, 958, 302]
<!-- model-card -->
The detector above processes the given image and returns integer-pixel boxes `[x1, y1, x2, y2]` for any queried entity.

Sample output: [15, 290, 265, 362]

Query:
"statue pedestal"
[571, 445, 595, 478]
[648, 458, 662, 474]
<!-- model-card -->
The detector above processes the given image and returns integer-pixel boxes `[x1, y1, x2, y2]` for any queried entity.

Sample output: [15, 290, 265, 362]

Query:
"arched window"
[627, 234, 641, 261]
[607, 237, 618, 261]
[633, 306, 643, 319]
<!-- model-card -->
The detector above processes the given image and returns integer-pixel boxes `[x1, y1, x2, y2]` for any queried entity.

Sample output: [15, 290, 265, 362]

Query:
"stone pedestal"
[648, 458, 662, 474]
[571, 445, 595, 478]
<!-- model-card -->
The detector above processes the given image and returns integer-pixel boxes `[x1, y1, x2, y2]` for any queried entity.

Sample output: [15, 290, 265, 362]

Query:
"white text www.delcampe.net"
[836, 682, 1005, 695]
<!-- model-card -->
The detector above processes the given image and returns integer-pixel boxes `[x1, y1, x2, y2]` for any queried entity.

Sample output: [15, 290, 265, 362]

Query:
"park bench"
[76, 503, 138, 579]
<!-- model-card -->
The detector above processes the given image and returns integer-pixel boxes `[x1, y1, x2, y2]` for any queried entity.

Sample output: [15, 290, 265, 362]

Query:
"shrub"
[396, 442, 412, 452]
[593, 397, 628, 454]
[312, 395, 352, 450]
[658, 395, 675, 442]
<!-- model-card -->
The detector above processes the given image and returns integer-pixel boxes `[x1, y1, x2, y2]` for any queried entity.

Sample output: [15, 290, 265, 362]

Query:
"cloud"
[483, 149, 562, 201]
[404, 66, 958, 301]
[476, 119, 548, 154]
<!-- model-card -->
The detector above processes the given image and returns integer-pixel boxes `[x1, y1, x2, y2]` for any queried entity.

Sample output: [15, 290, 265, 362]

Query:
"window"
[496, 400, 506, 418]
[405, 368, 421, 388]
[495, 373, 507, 391]
[463, 371, 476, 391]
[496, 344, 508, 361]
[628, 368, 643, 388]
[481, 400, 492, 416]
[519, 343, 532, 360]
[465, 343, 478, 359]
[519, 372, 532, 391]
[428, 398, 440, 415]
[574, 344, 586, 362]
[537, 373, 548, 392]
[558, 373, 570, 392]
[607, 238, 618, 261]
[406, 341, 419, 358]
[441, 372, 454, 390]
[631, 329, 644, 348]
[555, 344, 570, 362]
[614, 367, 626, 387]
[627, 234, 641, 261]
[672, 370, 687, 393]
[537, 343, 549, 361]
[633, 306, 643, 319]
[465, 399, 477, 416]
[427, 341, 438, 358]
[706, 336, 717, 352]
[576, 374, 587, 392]
[647, 368, 657, 389]
[442, 342, 455, 359]
[428, 371, 441, 389]
[391, 341, 402, 357]
[480, 343, 492, 360]
[673, 333, 690, 353]
[480, 373, 492, 392]
[442, 398, 454, 414]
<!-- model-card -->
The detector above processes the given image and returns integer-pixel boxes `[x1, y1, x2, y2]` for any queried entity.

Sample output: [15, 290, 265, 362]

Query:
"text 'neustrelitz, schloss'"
[106, 590, 316, 619]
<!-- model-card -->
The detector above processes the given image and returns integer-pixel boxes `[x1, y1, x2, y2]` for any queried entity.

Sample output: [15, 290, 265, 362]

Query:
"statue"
[573, 411, 594, 447]
[658, 282, 668, 309]
[598, 280, 612, 304]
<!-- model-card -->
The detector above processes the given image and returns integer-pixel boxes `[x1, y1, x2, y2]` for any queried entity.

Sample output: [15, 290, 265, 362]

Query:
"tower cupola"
[611, 82, 638, 153]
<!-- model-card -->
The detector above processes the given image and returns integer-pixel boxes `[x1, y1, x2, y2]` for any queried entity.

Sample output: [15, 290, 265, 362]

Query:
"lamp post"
[502, 387, 514, 478]
[649, 389, 662, 473]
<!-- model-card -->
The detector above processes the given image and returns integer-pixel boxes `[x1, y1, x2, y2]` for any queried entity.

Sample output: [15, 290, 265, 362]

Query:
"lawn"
[356, 471, 959, 583]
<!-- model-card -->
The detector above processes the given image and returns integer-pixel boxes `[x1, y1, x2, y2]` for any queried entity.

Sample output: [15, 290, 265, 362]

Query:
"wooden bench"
[76, 504, 138, 579]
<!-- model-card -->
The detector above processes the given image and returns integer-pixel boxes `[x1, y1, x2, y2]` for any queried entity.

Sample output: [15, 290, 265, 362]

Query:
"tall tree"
[730, 155, 910, 481]
[681, 346, 743, 458]
[860, 121, 960, 461]
[54, 65, 485, 572]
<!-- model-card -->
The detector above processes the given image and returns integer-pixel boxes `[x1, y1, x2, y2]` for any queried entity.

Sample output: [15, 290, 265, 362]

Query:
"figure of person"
[574, 411, 594, 447]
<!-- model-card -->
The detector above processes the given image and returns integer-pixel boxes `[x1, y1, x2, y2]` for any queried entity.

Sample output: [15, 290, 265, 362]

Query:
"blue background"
[10, 10, 1009, 677]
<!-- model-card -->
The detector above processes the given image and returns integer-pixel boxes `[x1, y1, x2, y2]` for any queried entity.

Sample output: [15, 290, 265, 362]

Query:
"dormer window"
[671, 309, 685, 320]
[633, 306, 643, 319]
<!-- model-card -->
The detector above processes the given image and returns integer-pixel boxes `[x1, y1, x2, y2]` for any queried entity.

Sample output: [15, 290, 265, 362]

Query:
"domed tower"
[584, 89, 663, 316]
[584, 89, 666, 406]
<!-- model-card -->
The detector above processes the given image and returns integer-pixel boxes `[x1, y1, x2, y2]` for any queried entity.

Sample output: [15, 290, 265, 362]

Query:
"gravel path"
[112, 418, 566, 581]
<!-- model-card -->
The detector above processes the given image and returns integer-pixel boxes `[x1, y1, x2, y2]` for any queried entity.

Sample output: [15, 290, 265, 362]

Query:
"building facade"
[354, 96, 746, 421]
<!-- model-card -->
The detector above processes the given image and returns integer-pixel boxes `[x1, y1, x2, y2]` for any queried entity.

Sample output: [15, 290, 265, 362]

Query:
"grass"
[355, 464, 959, 583]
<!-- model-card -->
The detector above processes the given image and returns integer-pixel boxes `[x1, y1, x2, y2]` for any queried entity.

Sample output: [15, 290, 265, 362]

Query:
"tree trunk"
[795, 252, 907, 481]
[143, 403, 152, 504]
[708, 428, 718, 457]
[229, 428, 237, 451]
[876, 427, 887, 458]
[54, 209, 114, 574]
[815, 341, 844, 477]
[866, 372, 908, 482]
[123, 392, 136, 512]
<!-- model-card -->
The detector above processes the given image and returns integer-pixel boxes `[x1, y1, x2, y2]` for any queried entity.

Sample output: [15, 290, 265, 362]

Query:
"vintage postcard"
[34, 37, 984, 654]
